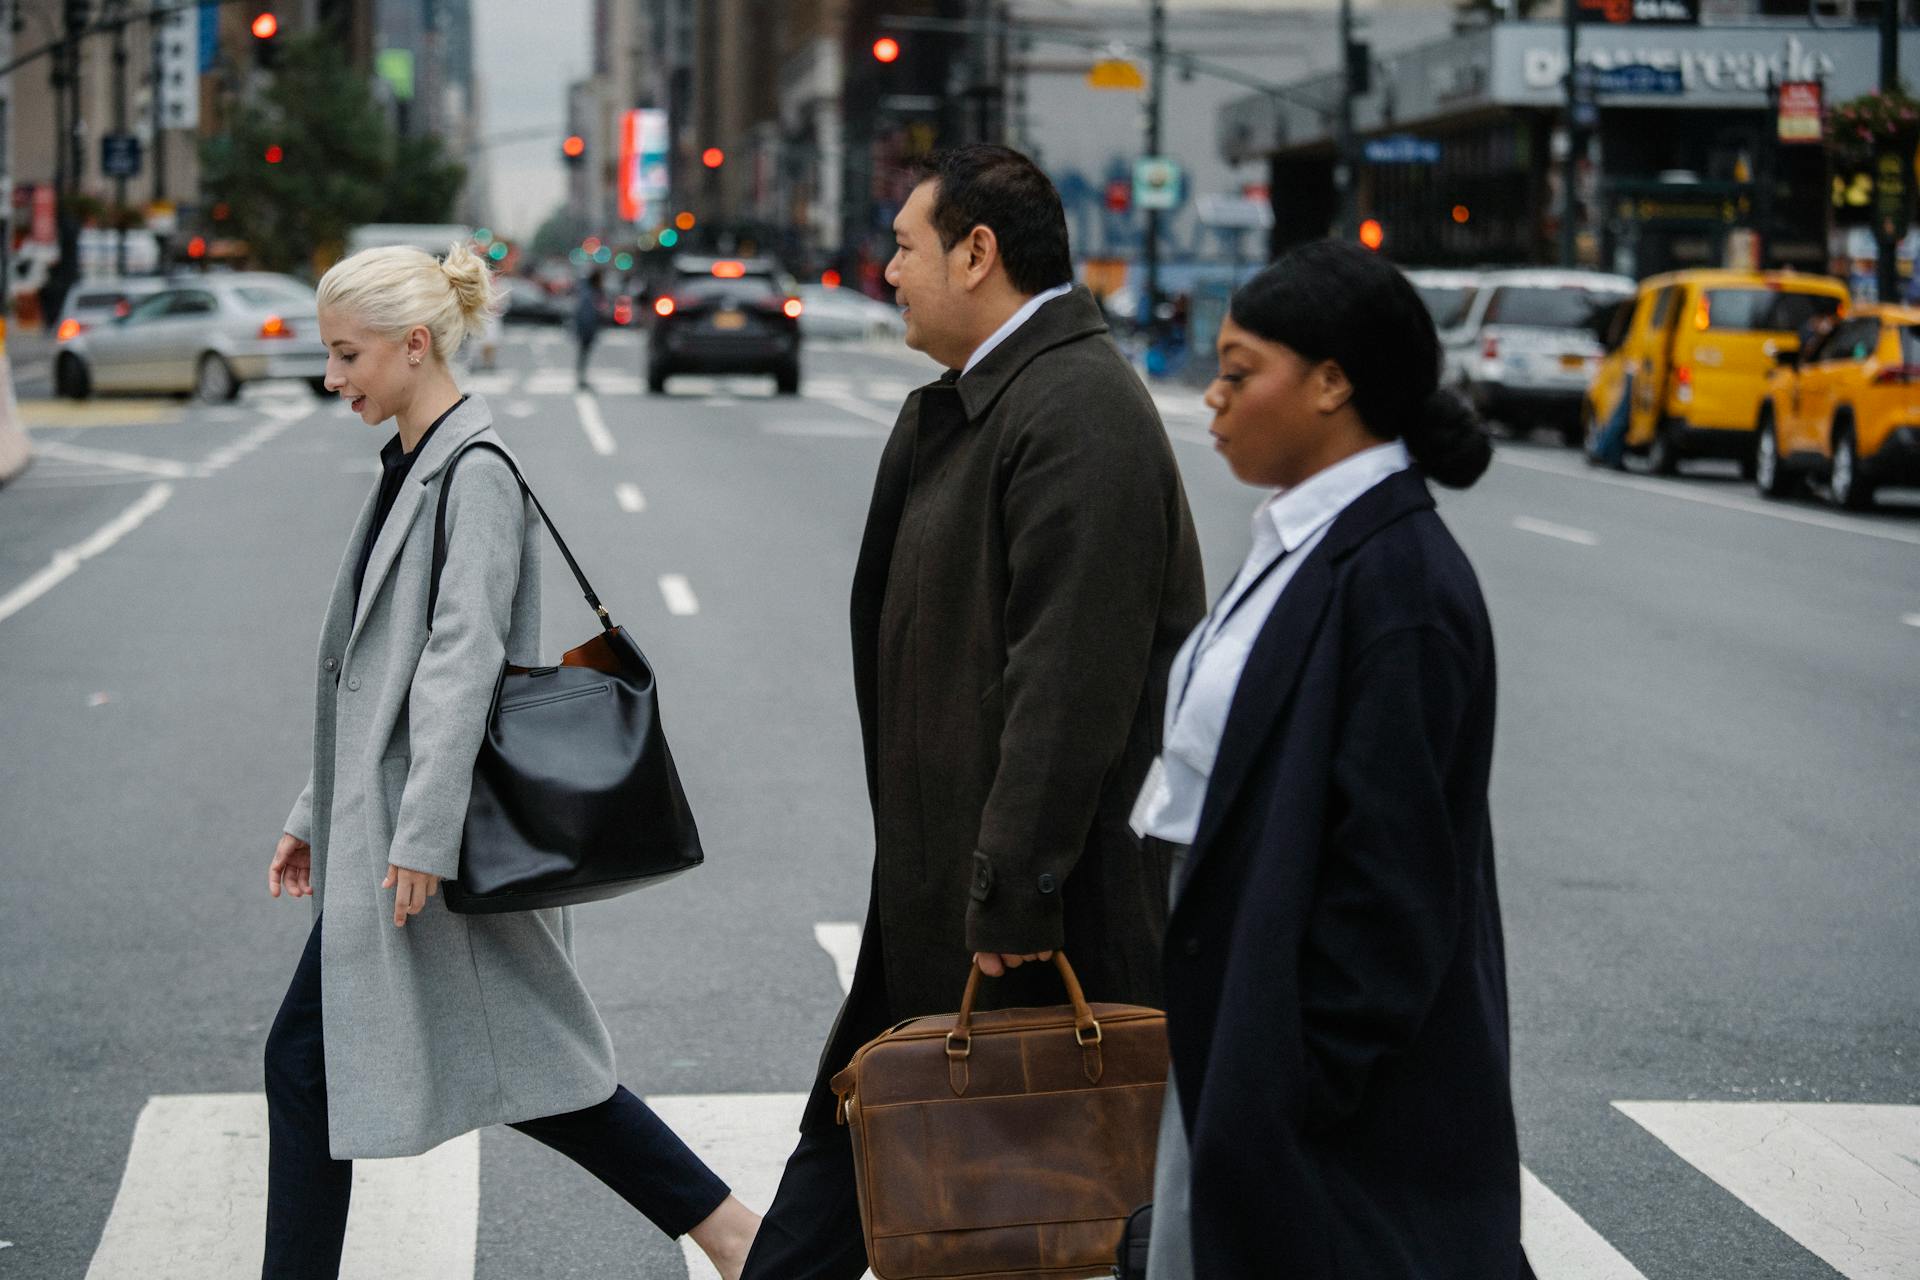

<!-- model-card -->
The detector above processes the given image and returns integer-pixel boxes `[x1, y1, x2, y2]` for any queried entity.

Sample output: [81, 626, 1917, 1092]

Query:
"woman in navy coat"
[1135, 241, 1534, 1278]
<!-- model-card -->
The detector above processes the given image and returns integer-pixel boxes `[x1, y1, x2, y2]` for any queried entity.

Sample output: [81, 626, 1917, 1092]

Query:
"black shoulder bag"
[427, 441, 703, 913]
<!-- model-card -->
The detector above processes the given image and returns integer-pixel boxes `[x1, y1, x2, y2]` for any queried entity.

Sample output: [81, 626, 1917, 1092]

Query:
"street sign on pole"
[1133, 157, 1182, 211]
[101, 135, 142, 179]
[1195, 193, 1275, 229]
[1590, 64, 1684, 94]
[1362, 135, 1441, 165]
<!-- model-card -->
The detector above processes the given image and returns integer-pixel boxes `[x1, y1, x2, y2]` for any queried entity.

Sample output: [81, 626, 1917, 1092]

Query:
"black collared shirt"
[351, 396, 467, 614]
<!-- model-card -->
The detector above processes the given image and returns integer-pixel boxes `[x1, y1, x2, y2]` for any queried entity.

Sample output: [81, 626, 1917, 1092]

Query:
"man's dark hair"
[911, 145, 1073, 295]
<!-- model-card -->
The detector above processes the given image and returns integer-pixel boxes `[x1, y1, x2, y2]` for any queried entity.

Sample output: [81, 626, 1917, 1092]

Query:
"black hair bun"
[1408, 387, 1492, 489]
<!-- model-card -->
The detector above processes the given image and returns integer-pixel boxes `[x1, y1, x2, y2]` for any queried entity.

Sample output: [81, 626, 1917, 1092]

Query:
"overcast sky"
[473, 0, 591, 240]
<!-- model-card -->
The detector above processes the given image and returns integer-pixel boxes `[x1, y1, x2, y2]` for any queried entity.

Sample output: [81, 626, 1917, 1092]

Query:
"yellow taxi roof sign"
[1088, 58, 1145, 91]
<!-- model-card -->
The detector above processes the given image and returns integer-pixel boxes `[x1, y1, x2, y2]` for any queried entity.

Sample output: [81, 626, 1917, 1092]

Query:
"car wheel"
[1830, 422, 1874, 511]
[196, 353, 239, 403]
[775, 364, 801, 396]
[54, 352, 92, 401]
[1754, 410, 1794, 498]
[1647, 420, 1680, 476]
[308, 376, 332, 398]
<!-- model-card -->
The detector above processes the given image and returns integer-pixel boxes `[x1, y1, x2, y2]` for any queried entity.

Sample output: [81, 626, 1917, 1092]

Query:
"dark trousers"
[739, 1123, 869, 1280]
[262, 917, 729, 1280]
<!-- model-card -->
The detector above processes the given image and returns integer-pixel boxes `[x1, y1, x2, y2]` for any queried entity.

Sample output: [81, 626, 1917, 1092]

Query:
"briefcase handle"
[946, 952, 1105, 1093]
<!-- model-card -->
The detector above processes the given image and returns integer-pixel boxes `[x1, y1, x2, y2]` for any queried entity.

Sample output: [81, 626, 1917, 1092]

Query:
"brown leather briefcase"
[830, 953, 1167, 1280]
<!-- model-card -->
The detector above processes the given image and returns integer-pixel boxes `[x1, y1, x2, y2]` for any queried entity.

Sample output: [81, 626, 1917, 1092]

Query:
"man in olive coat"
[741, 146, 1206, 1278]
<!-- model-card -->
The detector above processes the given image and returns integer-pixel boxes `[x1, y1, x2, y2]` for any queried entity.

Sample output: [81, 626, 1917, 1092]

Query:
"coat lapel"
[956, 286, 1107, 423]
[1183, 468, 1438, 868]
[345, 395, 496, 650]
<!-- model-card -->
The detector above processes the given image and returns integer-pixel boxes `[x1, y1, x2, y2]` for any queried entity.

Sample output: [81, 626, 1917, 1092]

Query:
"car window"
[235, 283, 314, 307]
[675, 279, 779, 305]
[1484, 286, 1626, 330]
[168, 291, 219, 316]
[73, 291, 128, 311]
[1818, 318, 1880, 363]
[1648, 287, 1676, 331]
[125, 291, 179, 323]
[1900, 326, 1920, 366]
[1416, 285, 1476, 331]
[1701, 288, 1843, 333]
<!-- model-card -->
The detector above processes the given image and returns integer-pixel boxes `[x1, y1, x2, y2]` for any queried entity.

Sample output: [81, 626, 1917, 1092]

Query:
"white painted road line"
[1494, 450, 1920, 548]
[1902, 612, 1920, 629]
[658, 574, 699, 616]
[615, 482, 646, 513]
[1513, 515, 1601, 546]
[813, 922, 863, 996]
[1521, 1167, 1648, 1279]
[0, 482, 174, 625]
[1616, 1101, 1920, 1279]
[83, 1094, 478, 1280]
[573, 392, 616, 455]
[29, 440, 201, 480]
[810, 391, 899, 428]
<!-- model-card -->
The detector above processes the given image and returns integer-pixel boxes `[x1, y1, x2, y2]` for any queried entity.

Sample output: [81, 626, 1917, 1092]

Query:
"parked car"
[1406, 268, 1482, 384]
[501, 275, 568, 326]
[1454, 269, 1635, 443]
[1754, 303, 1920, 508]
[648, 271, 803, 394]
[51, 276, 172, 346]
[1585, 268, 1848, 476]
[54, 273, 326, 402]
[793, 284, 905, 342]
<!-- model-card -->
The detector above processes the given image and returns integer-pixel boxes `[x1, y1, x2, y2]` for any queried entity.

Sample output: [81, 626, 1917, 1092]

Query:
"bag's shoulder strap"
[428, 440, 614, 633]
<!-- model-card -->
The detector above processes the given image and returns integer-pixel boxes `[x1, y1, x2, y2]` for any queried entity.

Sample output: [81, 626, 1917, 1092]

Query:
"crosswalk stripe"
[1616, 1101, 1920, 1279]
[83, 1094, 478, 1280]
[1520, 1167, 1648, 1279]
[574, 392, 616, 456]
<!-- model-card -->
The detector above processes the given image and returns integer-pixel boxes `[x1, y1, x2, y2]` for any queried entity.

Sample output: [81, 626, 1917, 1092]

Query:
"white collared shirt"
[1129, 440, 1412, 844]
[961, 283, 1074, 375]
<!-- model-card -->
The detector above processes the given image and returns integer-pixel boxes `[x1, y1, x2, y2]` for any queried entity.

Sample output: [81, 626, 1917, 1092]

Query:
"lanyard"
[1174, 545, 1290, 719]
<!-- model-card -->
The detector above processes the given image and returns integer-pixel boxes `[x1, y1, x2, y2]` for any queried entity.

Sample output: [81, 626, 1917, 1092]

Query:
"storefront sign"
[1776, 81, 1822, 143]
[620, 108, 670, 225]
[1133, 157, 1183, 211]
[1363, 135, 1442, 164]
[1575, 0, 1698, 24]
[1519, 32, 1835, 99]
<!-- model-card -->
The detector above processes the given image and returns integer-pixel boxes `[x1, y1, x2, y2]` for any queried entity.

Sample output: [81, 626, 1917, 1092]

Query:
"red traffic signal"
[187, 236, 207, 259]
[562, 134, 586, 159]
[702, 147, 725, 169]
[251, 12, 278, 39]
[872, 37, 901, 63]
[264, 144, 284, 164]
[1358, 218, 1384, 251]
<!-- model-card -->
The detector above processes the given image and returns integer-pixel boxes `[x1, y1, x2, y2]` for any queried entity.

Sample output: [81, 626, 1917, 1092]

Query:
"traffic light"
[872, 36, 901, 64]
[701, 148, 725, 169]
[1358, 218, 1385, 251]
[562, 134, 586, 166]
[264, 143, 284, 164]
[252, 11, 281, 69]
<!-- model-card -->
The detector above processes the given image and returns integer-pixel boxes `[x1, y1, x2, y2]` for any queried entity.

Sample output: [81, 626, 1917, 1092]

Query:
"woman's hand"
[269, 833, 313, 899]
[973, 950, 1054, 978]
[382, 865, 442, 927]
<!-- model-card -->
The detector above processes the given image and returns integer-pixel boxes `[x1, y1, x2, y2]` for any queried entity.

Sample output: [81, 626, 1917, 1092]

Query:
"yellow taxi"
[1585, 270, 1849, 476]
[1755, 304, 1920, 509]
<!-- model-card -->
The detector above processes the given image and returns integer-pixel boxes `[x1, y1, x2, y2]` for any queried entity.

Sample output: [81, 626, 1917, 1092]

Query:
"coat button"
[1182, 936, 1201, 957]
[1037, 873, 1056, 894]
[322, 657, 338, 672]
[346, 676, 361, 691]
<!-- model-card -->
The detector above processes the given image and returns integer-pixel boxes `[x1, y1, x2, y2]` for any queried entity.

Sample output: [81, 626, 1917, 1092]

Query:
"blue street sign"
[1591, 64, 1684, 95]
[101, 134, 142, 179]
[1363, 136, 1441, 165]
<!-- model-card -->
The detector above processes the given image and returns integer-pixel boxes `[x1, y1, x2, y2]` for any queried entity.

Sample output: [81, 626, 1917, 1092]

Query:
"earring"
[409, 356, 421, 366]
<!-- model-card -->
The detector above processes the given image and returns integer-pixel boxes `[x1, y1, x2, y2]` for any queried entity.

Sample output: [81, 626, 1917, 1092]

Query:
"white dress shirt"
[1130, 440, 1412, 844]
[961, 283, 1074, 375]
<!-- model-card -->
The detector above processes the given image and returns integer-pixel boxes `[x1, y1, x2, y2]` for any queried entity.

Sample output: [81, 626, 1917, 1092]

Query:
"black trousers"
[739, 1123, 870, 1280]
[262, 916, 729, 1280]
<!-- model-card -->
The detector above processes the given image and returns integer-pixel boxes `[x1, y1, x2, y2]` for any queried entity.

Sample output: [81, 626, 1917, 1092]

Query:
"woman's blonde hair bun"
[317, 239, 502, 361]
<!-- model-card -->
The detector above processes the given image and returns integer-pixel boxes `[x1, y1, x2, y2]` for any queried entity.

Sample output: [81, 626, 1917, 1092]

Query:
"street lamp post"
[1144, 0, 1164, 318]
[1335, 0, 1357, 241]
[1877, 0, 1902, 302]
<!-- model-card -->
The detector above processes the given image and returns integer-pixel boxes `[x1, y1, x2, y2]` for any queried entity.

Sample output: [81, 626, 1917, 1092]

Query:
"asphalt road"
[1, 325, 1915, 1279]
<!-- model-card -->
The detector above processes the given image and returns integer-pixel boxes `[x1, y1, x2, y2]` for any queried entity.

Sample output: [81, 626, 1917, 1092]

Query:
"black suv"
[648, 268, 803, 394]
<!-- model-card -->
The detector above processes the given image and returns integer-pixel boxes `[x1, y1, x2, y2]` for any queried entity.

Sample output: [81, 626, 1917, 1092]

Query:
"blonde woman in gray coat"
[263, 242, 760, 1279]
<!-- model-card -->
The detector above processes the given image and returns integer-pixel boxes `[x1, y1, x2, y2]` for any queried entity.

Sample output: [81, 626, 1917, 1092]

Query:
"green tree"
[532, 204, 586, 259]
[202, 34, 467, 273]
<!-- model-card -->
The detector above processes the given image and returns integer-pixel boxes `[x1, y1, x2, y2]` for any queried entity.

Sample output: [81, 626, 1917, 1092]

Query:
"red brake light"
[711, 261, 747, 279]
[783, 298, 804, 319]
[260, 315, 292, 339]
[56, 318, 84, 341]
[1873, 364, 1920, 384]
[613, 297, 633, 325]
[1481, 335, 1499, 360]
[654, 297, 676, 317]
[113, 300, 131, 318]
[1674, 365, 1692, 385]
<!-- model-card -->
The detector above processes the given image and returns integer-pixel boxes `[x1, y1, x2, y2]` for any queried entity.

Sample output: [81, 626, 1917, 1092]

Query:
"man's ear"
[1316, 360, 1355, 415]
[958, 224, 1000, 291]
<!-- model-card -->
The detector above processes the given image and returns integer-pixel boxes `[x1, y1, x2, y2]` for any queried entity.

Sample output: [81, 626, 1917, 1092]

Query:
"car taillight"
[1674, 365, 1691, 385]
[654, 297, 676, 317]
[1872, 364, 1920, 384]
[613, 297, 633, 325]
[711, 261, 747, 279]
[783, 298, 804, 319]
[56, 318, 84, 341]
[260, 315, 293, 339]
[1481, 335, 1499, 360]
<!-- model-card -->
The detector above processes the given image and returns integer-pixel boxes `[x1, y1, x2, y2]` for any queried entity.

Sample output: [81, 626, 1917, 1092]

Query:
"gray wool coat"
[282, 395, 616, 1159]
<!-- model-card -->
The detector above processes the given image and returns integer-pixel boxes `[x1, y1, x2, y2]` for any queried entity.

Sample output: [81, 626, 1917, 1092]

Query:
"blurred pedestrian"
[1136, 241, 1531, 1279]
[263, 241, 759, 1280]
[572, 268, 606, 390]
[740, 144, 1206, 1280]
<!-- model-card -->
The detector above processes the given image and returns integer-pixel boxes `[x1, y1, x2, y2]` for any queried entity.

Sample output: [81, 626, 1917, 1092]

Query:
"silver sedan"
[54, 273, 330, 402]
